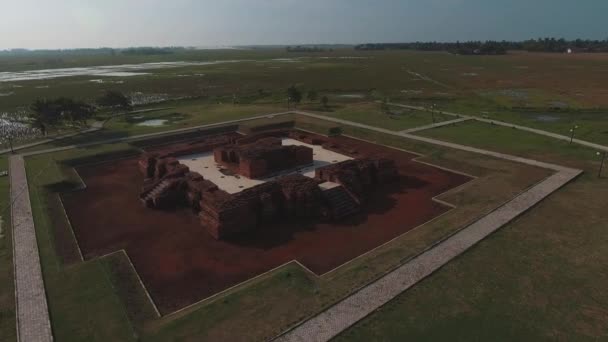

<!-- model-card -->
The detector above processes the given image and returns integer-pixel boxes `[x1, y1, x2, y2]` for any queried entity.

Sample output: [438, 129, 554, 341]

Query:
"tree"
[97, 90, 131, 111]
[30, 98, 61, 135]
[64, 100, 96, 126]
[287, 85, 302, 108]
[321, 96, 329, 108]
[307, 90, 318, 103]
[29, 97, 96, 133]
[380, 98, 390, 114]
[328, 126, 342, 136]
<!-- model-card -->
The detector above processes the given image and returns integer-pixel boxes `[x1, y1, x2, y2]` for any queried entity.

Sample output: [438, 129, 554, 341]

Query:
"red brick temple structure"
[138, 131, 399, 240]
[213, 136, 313, 179]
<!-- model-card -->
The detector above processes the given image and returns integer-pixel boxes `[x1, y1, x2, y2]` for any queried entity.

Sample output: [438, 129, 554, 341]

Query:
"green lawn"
[337, 121, 608, 341]
[103, 103, 285, 135]
[26, 145, 139, 342]
[477, 109, 608, 146]
[0, 156, 16, 342]
[417, 120, 601, 164]
[310, 102, 453, 131]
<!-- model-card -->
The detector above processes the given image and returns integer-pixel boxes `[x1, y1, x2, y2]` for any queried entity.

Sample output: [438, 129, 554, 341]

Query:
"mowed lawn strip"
[336, 121, 608, 341]
[26, 144, 139, 342]
[0, 156, 16, 342]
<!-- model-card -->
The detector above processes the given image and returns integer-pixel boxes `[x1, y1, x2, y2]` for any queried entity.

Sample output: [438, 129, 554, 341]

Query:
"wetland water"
[0, 60, 248, 82]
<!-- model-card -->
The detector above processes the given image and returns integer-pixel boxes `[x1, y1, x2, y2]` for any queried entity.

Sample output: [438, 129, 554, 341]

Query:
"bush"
[328, 127, 343, 136]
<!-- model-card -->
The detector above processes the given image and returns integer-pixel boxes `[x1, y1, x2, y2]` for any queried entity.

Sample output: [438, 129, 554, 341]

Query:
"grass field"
[18, 114, 551, 341]
[4, 49, 608, 152]
[309, 102, 453, 131]
[3, 48, 608, 341]
[338, 121, 608, 341]
[26, 144, 139, 342]
[103, 103, 285, 134]
[416, 120, 601, 164]
[0, 156, 16, 342]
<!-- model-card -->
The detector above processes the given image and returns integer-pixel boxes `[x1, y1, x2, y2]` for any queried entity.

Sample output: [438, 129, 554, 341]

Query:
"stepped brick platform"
[137, 131, 398, 240]
[61, 131, 472, 313]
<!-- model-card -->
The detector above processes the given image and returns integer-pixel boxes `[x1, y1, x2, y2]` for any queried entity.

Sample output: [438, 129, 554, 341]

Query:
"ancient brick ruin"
[138, 131, 399, 240]
[214, 136, 313, 179]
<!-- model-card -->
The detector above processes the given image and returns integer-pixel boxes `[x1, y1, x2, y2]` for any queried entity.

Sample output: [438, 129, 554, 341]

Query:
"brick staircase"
[140, 179, 172, 207]
[322, 185, 360, 220]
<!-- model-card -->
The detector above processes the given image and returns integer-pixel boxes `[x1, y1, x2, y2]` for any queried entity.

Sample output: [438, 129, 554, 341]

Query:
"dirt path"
[407, 70, 452, 89]
[400, 117, 473, 133]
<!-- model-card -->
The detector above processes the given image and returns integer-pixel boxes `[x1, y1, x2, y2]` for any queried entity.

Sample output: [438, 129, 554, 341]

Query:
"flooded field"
[136, 119, 168, 127]
[0, 60, 248, 82]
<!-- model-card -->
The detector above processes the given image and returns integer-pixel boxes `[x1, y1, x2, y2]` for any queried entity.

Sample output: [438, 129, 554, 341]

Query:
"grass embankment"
[0, 156, 16, 342]
[338, 120, 608, 341]
[27, 144, 139, 342]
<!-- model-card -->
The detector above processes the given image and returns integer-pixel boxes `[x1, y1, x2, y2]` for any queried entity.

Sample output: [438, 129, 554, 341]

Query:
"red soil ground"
[62, 134, 471, 314]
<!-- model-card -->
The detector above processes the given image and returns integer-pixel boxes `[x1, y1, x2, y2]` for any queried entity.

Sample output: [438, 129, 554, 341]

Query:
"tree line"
[287, 86, 329, 109]
[286, 46, 333, 53]
[28, 91, 131, 135]
[0, 47, 187, 57]
[354, 38, 608, 54]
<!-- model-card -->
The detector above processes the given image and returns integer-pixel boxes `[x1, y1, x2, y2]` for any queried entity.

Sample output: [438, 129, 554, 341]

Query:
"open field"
[18, 114, 551, 341]
[309, 102, 454, 131]
[338, 121, 608, 341]
[4, 49, 608, 152]
[3, 48, 608, 341]
[103, 103, 285, 135]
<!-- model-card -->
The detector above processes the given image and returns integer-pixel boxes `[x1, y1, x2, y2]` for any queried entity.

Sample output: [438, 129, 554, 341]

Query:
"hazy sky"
[2, 0, 607, 49]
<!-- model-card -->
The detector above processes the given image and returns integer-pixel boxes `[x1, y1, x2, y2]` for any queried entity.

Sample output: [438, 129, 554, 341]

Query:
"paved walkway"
[9, 155, 53, 342]
[400, 117, 472, 134]
[275, 112, 582, 342]
[387, 102, 608, 153]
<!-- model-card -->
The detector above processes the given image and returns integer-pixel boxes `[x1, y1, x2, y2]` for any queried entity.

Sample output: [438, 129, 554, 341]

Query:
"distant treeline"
[286, 46, 333, 53]
[355, 38, 608, 54]
[120, 47, 187, 55]
[0, 46, 188, 56]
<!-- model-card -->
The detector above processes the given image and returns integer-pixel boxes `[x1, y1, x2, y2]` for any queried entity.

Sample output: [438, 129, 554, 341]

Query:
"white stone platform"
[177, 138, 351, 194]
